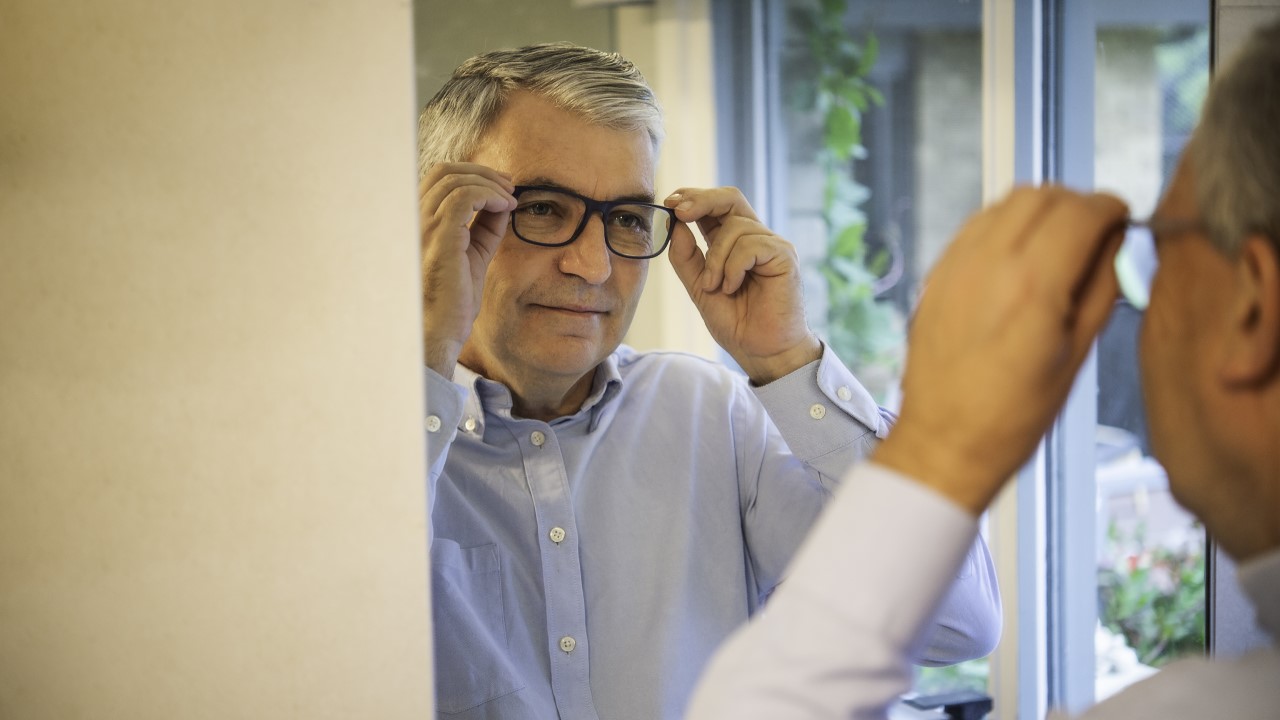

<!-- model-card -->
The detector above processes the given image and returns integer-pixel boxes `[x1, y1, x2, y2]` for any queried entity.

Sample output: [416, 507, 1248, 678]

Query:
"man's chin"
[529, 341, 609, 376]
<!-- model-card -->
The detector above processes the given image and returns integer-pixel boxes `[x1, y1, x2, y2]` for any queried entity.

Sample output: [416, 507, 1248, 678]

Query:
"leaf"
[857, 32, 880, 76]
[832, 224, 865, 258]
[825, 104, 858, 158]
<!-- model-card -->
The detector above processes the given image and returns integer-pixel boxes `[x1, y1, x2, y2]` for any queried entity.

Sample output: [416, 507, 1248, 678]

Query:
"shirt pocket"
[431, 539, 525, 714]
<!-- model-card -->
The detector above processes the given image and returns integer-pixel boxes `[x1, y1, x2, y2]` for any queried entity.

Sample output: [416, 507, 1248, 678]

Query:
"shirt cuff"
[751, 343, 890, 459]
[424, 366, 467, 461]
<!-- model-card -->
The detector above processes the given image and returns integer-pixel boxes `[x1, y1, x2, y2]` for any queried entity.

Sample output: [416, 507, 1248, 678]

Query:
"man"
[688, 19, 1280, 720]
[418, 43, 1001, 719]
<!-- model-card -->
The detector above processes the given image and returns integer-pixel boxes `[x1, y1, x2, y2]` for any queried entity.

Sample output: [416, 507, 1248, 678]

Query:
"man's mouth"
[533, 303, 607, 315]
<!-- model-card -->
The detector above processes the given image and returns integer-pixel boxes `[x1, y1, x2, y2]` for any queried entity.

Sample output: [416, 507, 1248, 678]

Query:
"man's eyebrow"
[522, 176, 656, 204]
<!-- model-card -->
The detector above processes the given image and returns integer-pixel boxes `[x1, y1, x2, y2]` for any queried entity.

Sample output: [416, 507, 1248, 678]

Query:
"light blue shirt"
[424, 344, 1000, 720]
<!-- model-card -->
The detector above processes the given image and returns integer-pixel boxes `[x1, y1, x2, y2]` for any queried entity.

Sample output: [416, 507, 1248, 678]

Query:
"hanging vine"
[790, 0, 904, 396]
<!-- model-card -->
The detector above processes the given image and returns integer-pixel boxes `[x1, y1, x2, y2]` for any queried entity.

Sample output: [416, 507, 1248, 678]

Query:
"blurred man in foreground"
[688, 18, 1280, 720]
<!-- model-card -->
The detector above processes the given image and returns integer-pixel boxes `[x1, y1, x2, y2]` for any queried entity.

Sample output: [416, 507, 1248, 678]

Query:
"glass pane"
[1093, 20, 1209, 701]
[778, 0, 987, 698]
[779, 0, 982, 408]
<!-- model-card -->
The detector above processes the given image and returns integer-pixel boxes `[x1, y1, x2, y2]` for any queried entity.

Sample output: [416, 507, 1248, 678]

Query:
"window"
[729, 0, 989, 697]
[713, 0, 1273, 716]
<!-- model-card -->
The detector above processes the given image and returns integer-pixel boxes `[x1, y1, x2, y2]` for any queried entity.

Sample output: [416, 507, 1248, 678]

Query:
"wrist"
[872, 424, 1007, 517]
[741, 335, 823, 386]
[423, 336, 464, 381]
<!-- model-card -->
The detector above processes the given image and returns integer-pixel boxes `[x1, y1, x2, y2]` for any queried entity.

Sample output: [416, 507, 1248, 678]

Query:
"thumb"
[667, 222, 707, 297]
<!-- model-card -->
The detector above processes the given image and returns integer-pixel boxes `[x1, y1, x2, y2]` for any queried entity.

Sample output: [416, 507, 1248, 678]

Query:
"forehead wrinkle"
[521, 175, 655, 204]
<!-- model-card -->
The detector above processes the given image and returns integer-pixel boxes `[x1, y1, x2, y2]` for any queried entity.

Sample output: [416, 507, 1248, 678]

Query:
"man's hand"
[874, 186, 1128, 515]
[420, 162, 517, 378]
[665, 187, 821, 385]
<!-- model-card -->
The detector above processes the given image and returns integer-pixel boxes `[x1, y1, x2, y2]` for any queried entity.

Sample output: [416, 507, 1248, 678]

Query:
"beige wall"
[0, 2, 432, 718]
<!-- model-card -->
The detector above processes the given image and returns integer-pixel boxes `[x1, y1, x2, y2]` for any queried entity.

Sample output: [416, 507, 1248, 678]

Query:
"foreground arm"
[687, 187, 1128, 718]
[687, 462, 978, 720]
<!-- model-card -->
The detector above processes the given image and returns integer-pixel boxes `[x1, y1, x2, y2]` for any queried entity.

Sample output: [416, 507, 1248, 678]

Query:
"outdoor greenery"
[1097, 522, 1206, 667]
[789, 0, 904, 398]
[915, 658, 990, 696]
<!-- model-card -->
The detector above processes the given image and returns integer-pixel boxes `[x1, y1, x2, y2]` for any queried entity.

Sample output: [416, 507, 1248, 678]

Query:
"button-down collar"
[452, 353, 624, 436]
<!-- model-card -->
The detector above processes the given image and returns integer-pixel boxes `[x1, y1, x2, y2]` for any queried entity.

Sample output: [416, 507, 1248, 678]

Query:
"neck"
[457, 354, 598, 422]
[509, 372, 596, 421]
[1201, 397, 1280, 562]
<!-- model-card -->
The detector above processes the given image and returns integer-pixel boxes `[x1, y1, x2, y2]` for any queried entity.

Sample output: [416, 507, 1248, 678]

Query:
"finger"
[469, 208, 512, 255]
[1025, 192, 1130, 311]
[700, 216, 768, 292]
[423, 180, 517, 234]
[1066, 228, 1125, 366]
[1034, 191, 1130, 281]
[667, 221, 708, 298]
[949, 185, 1067, 258]
[664, 186, 762, 225]
[420, 161, 514, 192]
[720, 234, 796, 295]
[421, 170, 517, 212]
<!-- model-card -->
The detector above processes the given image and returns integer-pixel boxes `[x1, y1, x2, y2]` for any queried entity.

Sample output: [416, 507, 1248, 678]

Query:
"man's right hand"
[874, 186, 1128, 515]
[419, 162, 517, 378]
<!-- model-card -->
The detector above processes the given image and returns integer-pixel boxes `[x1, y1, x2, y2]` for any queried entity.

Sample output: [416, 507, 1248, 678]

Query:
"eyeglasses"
[510, 185, 677, 260]
[1114, 218, 1204, 310]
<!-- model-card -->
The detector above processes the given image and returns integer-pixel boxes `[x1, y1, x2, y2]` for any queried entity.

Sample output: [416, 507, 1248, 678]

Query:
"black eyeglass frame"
[509, 184, 678, 260]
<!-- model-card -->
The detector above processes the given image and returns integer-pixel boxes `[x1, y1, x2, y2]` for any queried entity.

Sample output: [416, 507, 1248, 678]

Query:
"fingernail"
[677, 200, 693, 212]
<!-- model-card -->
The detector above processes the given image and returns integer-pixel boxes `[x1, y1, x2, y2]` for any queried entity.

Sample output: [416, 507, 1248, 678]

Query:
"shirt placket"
[517, 421, 599, 720]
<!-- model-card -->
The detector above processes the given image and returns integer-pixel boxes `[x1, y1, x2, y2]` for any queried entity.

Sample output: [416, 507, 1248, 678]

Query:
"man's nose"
[557, 213, 612, 284]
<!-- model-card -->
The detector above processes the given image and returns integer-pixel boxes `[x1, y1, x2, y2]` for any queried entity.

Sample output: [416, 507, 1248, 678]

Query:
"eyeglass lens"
[512, 188, 672, 259]
[1115, 224, 1158, 310]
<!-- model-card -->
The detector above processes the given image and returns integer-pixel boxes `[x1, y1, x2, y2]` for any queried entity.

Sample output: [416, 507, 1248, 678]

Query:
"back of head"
[417, 42, 664, 176]
[1191, 19, 1280, 255]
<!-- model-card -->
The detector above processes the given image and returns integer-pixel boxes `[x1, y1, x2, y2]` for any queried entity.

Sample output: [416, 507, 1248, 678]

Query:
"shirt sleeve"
[686, 462, 981, 720]
[747, 344, 1001, 665]
[752, 342, 893, 485]
[423, 365, 467, 529]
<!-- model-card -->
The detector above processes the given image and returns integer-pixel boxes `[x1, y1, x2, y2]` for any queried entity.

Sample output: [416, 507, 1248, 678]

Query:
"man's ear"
[1221, 234, 1280, 387]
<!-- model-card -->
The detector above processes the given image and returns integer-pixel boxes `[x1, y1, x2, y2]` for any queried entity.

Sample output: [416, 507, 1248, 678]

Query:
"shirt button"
[549, 527, 566, 544]
[463, 416, 477, 433]
[837, 386, 852, 401]
[425, 415, 442, 432]
[809, 403, 827, 420]
[559, 636, 577, 653]
[531, 431, 546, 447]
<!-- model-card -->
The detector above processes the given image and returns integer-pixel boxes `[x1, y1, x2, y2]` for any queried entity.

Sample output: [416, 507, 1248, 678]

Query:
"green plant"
[915, 658, 990, 696]
[1097, 522, 1206, 667]
[790, 0, 904, 396]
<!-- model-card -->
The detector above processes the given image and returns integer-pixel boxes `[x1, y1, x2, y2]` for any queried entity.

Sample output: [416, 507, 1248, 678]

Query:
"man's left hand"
[665, 186, 821, 385]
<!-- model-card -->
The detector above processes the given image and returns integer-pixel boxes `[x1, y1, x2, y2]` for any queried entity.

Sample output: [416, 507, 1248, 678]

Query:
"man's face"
[459, 91, 654, 398]
[1139, 155, 1239, 517]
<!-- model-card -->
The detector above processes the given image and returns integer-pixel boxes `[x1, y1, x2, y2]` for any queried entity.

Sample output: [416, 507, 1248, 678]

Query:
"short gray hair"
[417, 42, 664, 176]
[1191, 19, 1280, 255]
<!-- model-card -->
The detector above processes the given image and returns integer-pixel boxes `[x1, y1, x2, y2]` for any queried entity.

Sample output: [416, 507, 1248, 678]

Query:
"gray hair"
[417, 42, 664, 176]
[1191, 19, 1280, 255]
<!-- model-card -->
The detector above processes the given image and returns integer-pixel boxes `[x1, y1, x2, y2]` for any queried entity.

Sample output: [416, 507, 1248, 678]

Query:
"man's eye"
[519, 202, 555, 216]
[611, 212, 649, 231]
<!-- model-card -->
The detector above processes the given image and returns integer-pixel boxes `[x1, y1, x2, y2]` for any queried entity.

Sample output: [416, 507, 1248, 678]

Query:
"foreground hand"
[874, 186, 1128, 514]
[664, 187, 821, 385]
[419, 162, 517, 378]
